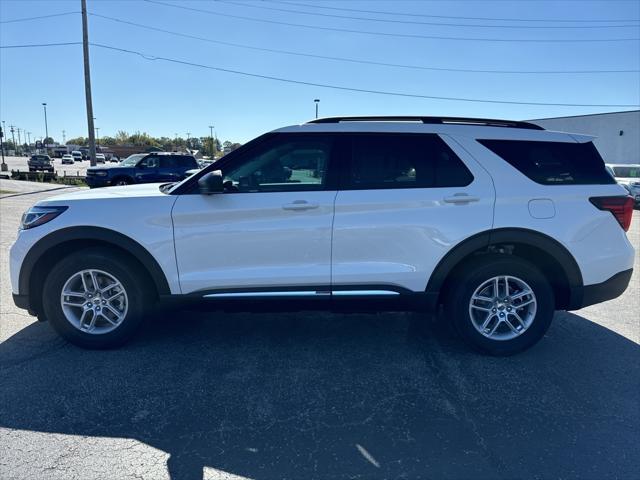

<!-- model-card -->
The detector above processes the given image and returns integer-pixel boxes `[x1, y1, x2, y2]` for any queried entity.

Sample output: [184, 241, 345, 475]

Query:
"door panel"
[172, 191, 336, 293]
[172, 134, 338, 294]
[331, 133, 495, 292]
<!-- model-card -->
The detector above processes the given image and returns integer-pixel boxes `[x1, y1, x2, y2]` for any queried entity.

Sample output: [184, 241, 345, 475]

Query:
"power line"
[268, 0, 640, 24]
[143, 0, 640, 43]
[89, 13, 640, 74]
[0, 42, 82, 49]
[0, 12, 79, 24]
[220, 0, 640, 29]
[89, 42, 639, 107]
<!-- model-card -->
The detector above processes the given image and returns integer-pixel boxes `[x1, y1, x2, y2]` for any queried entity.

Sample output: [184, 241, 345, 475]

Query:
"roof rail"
[306, 116, 544, 130]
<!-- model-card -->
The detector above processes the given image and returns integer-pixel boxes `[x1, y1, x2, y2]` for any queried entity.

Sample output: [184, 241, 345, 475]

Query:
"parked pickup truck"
[28, 155, 54, 172]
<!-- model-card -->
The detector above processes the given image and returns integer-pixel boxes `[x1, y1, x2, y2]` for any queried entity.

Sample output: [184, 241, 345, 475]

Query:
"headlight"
[94, 171, 108, 176]
[20, 206, 68, 230]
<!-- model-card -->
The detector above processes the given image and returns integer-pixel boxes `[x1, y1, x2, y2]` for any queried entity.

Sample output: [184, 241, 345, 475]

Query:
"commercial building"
[529, 110, 639, 164]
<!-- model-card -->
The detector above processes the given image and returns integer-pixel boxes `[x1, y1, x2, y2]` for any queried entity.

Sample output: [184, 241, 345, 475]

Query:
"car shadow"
[0, 309, 638, 480]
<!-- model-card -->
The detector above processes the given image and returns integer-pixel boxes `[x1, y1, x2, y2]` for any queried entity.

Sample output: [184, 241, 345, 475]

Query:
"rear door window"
[478, 139, 615, 185]
[178, 156, 198, 168]
[341, 134, 473, 190]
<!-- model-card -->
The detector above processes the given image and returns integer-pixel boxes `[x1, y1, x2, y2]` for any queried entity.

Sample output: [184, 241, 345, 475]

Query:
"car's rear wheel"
[445, 255, 554, 356]
[42, 248, 153, 349]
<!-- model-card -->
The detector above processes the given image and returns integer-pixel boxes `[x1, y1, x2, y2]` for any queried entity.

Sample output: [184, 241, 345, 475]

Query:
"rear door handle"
[443, 193, 480, 204]
[282, 200, 319, 211]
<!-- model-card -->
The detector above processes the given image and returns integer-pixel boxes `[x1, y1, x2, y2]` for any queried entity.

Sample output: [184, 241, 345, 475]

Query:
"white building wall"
[529, 110, 639, 164]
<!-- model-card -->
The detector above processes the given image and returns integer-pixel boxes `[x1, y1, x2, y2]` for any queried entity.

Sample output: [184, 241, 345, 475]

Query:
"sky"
[1, 0, 639, 144]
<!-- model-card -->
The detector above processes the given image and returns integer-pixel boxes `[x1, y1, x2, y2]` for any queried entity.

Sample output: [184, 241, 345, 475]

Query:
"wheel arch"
[20, 226, 171, 315]
[427, 228, 584, 310]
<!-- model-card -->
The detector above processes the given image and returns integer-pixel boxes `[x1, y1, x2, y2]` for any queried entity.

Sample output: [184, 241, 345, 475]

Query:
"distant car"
[27, 154, 54, 172]
[109, 155, 120, 163]
[61, 154, 74, 165]
[96, 153, 106, 163]
[606, 163, 640, 206]
[71, 151, 83, 162]
[197, 159, 214, 169]
[85, 152, 199, 188]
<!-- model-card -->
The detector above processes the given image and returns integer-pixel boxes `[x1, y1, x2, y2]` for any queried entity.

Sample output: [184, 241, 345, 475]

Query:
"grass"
[0, 189, 16, 194]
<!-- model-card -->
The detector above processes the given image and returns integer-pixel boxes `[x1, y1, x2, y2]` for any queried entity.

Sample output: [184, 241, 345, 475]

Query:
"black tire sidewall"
[446, 256, 555, 356]
[42, 248, 150, 349]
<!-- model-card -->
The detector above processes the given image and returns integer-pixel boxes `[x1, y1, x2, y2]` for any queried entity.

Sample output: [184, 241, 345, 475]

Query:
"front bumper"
[84, 175, 111, 188]
[569, 268, 633, 310]
[12, 293, 31, 311]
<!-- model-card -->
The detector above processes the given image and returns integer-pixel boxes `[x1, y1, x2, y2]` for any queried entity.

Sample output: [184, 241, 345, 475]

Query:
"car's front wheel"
[445, 255, 554, 356]
[42, 248, 153, 349]
[113, 177, 132, 186]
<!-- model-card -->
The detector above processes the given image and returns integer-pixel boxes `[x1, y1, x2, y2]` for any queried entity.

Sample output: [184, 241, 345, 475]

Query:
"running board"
[203, 290, 400, 298]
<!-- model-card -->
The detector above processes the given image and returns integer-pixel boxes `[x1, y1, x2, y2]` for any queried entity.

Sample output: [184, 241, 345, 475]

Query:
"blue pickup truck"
[85, 152, 198, 188]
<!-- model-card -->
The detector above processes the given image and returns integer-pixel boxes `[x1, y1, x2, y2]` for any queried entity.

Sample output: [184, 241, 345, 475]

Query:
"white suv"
[10, 117, 635, 355]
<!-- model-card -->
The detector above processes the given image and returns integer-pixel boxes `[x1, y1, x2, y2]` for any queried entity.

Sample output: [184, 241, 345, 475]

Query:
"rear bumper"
[568, 268, 633, 310]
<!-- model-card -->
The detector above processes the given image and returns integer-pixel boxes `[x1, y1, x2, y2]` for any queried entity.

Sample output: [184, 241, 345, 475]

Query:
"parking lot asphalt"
[0, 185, 638, 480]
[1, 154, 104, 178]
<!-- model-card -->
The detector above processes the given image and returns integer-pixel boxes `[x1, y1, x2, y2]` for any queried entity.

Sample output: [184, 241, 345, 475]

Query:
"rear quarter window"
[478, 139, 615, 185]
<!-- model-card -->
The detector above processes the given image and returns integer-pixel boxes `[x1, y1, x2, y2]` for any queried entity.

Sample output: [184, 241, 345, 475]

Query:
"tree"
[115, 130, 130, 144]
[43, 137, 55, 145]
[99, 136, 116, 146]
[66, 137, 87, 146]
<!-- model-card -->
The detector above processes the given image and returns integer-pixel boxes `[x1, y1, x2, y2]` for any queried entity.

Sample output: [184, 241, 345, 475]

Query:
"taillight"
[589, 196, 634, 231]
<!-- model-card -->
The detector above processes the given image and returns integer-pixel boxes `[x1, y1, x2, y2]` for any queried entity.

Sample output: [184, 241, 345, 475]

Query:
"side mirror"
[198, 170, 224, 195]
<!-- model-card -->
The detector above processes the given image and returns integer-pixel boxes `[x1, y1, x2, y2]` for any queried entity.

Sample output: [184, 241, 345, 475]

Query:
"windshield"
[121, 154, 145, 166]
[612, 166, 640, 178]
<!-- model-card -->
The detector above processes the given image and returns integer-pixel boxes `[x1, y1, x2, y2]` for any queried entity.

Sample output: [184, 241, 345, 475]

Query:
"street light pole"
[81, 0, 97, 166]
[95, 127, 100, 148]
[314, 98, 320, 119]
[27, 132, 32, 152]
[16, 128, 22, 155]
[186, 132, 190, 150]
[42, 103, 49, 141]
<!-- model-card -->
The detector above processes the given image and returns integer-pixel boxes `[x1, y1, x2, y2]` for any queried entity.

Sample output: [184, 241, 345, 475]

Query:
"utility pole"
[186, 132, 190, 150]
[208, 125, 214, 158]
[81, 0, 97, 166]
[95, 127, 100, 148]
[10, 126, 16, 155]
[62, 130, 66, 144]
[0, 123, 6, 171]
[16, 128, 22, 155]
[27, 132, 32, 153]
[314, 98, 320, 119]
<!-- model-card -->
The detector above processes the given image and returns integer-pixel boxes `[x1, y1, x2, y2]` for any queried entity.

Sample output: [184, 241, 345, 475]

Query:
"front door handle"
[443, 193, 480, 204]
[282, 200, 319, 211]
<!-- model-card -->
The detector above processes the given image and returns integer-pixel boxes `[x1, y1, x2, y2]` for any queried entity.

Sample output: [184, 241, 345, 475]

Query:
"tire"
[444, 255, 554, 356]
[42, 248, 154, 349]
[113, 177, 132, 186]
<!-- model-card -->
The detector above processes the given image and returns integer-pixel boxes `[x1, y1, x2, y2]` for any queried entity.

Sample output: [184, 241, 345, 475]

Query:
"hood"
[39, 183, 168, 203]
[87, 164, 131, 171]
